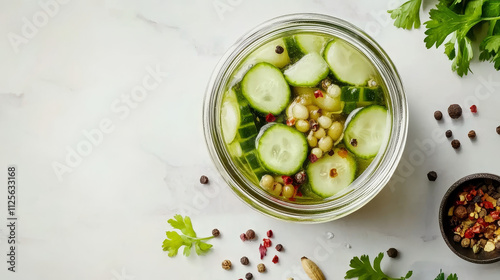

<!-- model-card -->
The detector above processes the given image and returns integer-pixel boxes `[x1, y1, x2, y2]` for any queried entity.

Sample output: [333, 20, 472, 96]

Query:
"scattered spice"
[434, 110, 443, 120]
[453, 234, 461, 243]
[245, 272, 253, 280]
[448, 104, 462, 119]
[470, 105, 477, 113]
[451, 139, 461, 149]
[246, 229, 256, 240]
[309, 119, 319, 132]
[309, 154, 318, 163]
[275, 45, 284, 54]
[328, 150, 334, 156]
[286, 118, 296, 126]
[240, 256, 249, 265]
[350, 138, 358, 147]
[212, 228, 220, 237]
[294, 171, 307, 185]
[263, 238, 272, 248]
[257, 263, 266, 273]
[445, 130, 453, 138]
[272, 255, 279, 264]
[282, 176, 293, 185]
[275, 244, 283, 251]
[468, 130, 476, 139]
[267, 230, 273, 238]
[497, 126, 500, 135]
[266, 113, 276, 122]
[427, 171, 437, 181]
[329, 168, 338, 178]
[222, 259, 232, 270]
[314, 90, 324, 98]
[240, 233, 247, 241]
[259, 244, 267, 259]
[338, 148, 348, 158]
[386, 248, 398, 258]
[199, 175, 209, 184]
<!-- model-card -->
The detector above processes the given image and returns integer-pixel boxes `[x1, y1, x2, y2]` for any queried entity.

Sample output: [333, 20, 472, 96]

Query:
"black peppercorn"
[240, 256, 249, 265]
[200, 175, 209, 184]
[448, 104, 462, 119]
[468, 130, 476, 139]
[275, 45, 284, 54]
[246, 229, 256, 240]
[245, 272, 253, 280]
[434, 110, 443, 120]
[275, 244, 283, 251]
[387, 248, 398, 258]
[497, 126, 500, 135]
[453, 235, 461, 243]
[294, 171, 307, 185]
[451, 139, 461, 149]
[427, 171, 437, 181]
[212, 228, 220, 237]
[445, 130, 452, 138]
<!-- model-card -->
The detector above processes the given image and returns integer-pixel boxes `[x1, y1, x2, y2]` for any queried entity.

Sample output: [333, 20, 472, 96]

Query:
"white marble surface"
[1, 0, 500, 279]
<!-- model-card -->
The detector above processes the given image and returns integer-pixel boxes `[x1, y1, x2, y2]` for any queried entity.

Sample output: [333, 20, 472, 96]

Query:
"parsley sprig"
[389, 0, 500, 76]
[435, 270, 459, 280]
[162, 214, 214, 257]
[345, 252, 413, 280]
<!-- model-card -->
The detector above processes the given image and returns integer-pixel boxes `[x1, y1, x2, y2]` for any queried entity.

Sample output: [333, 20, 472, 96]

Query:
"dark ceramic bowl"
[439, 173, 500, 264]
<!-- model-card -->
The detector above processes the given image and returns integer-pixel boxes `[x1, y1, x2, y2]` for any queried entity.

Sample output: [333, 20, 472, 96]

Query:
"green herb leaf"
[345, 252, 412, 280]
[447, 273, 459, 280]
[162, 214, 215, 257]
[388, 0, 423, 29]
[434, 270, 445, 280]
[480, 35, 500, 69]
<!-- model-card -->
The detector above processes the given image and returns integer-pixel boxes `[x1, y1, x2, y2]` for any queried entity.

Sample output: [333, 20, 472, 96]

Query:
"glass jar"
[203, 13, 408, 222]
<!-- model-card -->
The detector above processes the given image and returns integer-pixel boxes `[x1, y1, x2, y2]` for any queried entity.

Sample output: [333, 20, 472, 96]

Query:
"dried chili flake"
[259, 244, 267, 259]
[329, 168, 338, 178]
[266, 230, 273, 238]
[314, 90, 324, 98]
[272, 255, 279, 264]
[464, 228, 474, 239]
[309, 154, 318, 163]
[338, 148, 348, 158]
[282, 176, 293, 185]
[470, 105, 477, 113]
[263, 238, 272, 248]
[491, 211, 500, 220]
[286, 118, 296, 126]
[477, 218, 488, 227]
[266, 113, 276, 122]
[471, 223, 483, 234]
[484, 201, 494, 209]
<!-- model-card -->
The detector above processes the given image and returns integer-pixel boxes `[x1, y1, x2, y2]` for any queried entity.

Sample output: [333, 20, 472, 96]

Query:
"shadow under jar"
[203, 14, 408, 223]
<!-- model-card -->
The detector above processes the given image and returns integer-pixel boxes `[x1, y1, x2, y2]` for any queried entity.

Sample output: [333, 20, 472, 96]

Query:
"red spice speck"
[263, 238, 272, 248]
[240, 233, 247, 241]
[267, 230, 273, 238]
[484, 201, 494, 209]
[259, 244, 267, 259]
[266, 113, 276, 122]
[272, 255, 279, 264]
[286, 118, 296, 126]
[491, 211, 500, 220]
[464, 228, 474, 239]
[282, 175, 293, 185]
[314, 90, 324, 98]
[470, 105, 477, 113]
[338, 148, 348, 158]
[309, 154, 318, 163]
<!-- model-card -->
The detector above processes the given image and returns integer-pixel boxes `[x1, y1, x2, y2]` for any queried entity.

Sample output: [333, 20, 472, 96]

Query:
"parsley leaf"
[345, 252, 413, 280]
[388, 0, 423, 29]
[447, 273, 459, 280]
[480, 35, 500, 69]
[162, 214, 215, 257]
[435, 270, 459, 280]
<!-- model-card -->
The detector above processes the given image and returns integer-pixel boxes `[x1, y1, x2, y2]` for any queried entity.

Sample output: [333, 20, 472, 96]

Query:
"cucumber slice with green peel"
[340, 86, 384, 103]
[324, 39, 376, 86]
[241, 63, 291, 115]
[283, 36, 305, 63]
[221, 90, 240, 144]
[257, 124, 308, 175]
[284, 53, 330, 87]
[295, 34, 328, 54]
[247, 38, 291, 68]
[343, 105, 389, 159]
[306, 148, 357, 198]
[238, 123, 258, 139]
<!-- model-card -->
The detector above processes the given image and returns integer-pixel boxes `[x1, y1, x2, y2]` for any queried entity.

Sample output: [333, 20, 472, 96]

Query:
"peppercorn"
[497, 126, 500, 135]
[448, 104, 462, 119]
[275, 45, 284, 54]
[275, 244, 283, 251]
[453, 235, 461, 243]
[240, 256, 249, 265]
[350, 138, 358, 147]
[434, 110, 443, 120]
[294, 170, 307, 185]
[212, 228, 220, 237]
[454, 205, 468, 219]
[461, 238, 471, 248]
[240, 233, 247, 241]
[257, 263, 266, 273]
[320, 78, 332, 91]
[445, 130, 452, 138]
[386, 248, 398, 258]
[222, 259, 232, 270]
[466, 204, 475, 214]
[479, 208, 487, 218]
[468, 130, 476, 139]
[267, 230, 273, 238]
[246, 229, 256, 240]
[245, 272, 253, 280]
[451, 139, 461, 149]
[309, 119, 319, 132]
[427, 171, 437, 181]
[200, 175, 209, 184]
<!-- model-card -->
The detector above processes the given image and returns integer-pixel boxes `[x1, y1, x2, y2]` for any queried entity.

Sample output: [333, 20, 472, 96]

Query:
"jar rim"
[203, 13, 408, 223]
